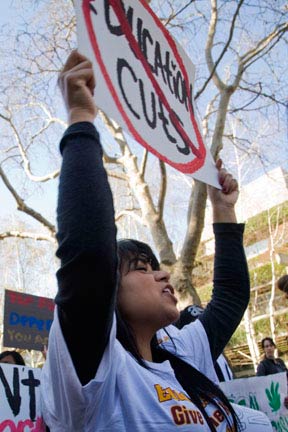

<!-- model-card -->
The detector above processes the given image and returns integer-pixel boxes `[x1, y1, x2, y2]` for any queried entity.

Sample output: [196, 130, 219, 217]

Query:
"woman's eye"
[136, 266, 147, 271]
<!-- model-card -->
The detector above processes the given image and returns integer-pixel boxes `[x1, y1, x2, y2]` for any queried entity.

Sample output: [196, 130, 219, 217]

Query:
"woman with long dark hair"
[41, 51, 272, 431]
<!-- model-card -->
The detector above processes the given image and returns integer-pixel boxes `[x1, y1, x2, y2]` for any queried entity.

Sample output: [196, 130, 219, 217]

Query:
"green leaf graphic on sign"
[265, 381, 281, 412]
[249, 395, 259, 411]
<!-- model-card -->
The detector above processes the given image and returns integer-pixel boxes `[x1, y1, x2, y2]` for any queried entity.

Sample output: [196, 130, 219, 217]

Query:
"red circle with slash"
[82, 0, 206, 174]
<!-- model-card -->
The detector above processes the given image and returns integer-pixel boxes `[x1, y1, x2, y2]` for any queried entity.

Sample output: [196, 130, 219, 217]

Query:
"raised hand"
[208, 159, 239, 223]
[58, 50, 98, 125]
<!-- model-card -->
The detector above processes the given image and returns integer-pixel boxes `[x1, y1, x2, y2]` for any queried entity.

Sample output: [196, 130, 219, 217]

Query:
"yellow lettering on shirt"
[154, 384, 190, 402]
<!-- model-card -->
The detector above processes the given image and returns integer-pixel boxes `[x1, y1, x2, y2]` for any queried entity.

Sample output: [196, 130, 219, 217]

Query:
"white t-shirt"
[41, 309, 272, 431]
[157, 326, 233, 382]
[216, 354, 233, 381]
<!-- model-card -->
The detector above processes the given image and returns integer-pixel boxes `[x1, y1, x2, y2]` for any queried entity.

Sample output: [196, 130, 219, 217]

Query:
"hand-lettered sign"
[0, 363, 45, 431]
[75, 0, 219, 187]
[220, 372, 288, 431]
[4, 290, 54, 351]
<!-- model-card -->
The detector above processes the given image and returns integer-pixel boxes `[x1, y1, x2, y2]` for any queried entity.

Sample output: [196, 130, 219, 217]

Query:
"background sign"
[0, 364, 45, 431]
[75, 0, 219, 186]
[3, 290, 54, 351]
[220, 372, 288, 431]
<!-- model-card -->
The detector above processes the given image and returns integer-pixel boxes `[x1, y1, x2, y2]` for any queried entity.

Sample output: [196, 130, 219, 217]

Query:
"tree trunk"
[243, 307, 260, 373]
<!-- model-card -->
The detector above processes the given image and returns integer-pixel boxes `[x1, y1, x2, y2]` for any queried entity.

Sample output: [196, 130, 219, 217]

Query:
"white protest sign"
[220, 372, 288, 431]
[75, 0, 219, 187]
[0, 363, 45, 431]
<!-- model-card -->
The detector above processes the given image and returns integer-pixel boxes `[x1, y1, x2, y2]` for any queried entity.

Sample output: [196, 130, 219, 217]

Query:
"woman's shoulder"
[276, 357, 287, 366]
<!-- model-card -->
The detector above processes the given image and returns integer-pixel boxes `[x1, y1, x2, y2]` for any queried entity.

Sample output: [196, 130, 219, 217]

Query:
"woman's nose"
[154, 270, 170, 281]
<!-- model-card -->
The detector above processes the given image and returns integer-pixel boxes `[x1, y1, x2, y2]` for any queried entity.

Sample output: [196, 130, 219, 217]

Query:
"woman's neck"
[133, 326, 156, 362]
[266, 355, 275, 360]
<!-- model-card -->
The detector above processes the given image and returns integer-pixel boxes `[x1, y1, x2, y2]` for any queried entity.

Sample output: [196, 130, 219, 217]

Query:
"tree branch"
[115, 210, 144, 225]
[202, 94, 219, 139]
[237, 83, 287, 108]
[106, 170, 128, 181]
[0, 231, 55, 243]
[0, 165, 56, 235]
[196, 0, 245, 99]
[162, 1, 195, 27]
[140, 149, 148, 179]
[102, 148, 121, 164]
[157, 160, 167, 222]
[99, 111, 130, 154]
[240, 22, 288, 69]
[0, 111, 60, 182]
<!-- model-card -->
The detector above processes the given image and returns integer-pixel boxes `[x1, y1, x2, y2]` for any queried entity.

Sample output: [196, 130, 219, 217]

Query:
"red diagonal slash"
[82, 0, 206, 173]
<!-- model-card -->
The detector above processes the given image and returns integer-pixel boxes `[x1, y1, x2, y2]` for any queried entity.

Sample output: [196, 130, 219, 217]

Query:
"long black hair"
[117, 239, 240, 431]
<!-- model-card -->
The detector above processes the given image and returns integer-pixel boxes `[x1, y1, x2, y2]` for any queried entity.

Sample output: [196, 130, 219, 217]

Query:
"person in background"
[256, 337, 287, 376]
[277, 275, 288, 300]
[0, 350, 25, 365]
[257, 337, 288, 410]
[173, 305, 234, 382]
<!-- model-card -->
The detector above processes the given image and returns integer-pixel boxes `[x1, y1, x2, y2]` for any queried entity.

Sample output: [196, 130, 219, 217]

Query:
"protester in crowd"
[172, 304, 234, 382]
[257, 337, 288, 410]
[277, 275, 288, 299]
[0, 350, 25, 365]
[41, 50, 273, 431]
[256, 337, 288, 376]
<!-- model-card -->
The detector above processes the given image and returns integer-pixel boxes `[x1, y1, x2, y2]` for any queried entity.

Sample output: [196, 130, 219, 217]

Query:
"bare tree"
[0, 0, 287, 303]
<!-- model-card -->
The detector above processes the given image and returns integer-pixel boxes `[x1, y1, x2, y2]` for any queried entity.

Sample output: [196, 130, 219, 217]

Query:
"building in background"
[194, 166, 288, 377]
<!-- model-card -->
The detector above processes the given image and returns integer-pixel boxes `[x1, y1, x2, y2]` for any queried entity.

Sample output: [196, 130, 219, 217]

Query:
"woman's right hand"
[58, 50, 98, 125]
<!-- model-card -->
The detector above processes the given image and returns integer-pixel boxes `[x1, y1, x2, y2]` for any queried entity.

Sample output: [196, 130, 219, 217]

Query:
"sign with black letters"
[0, 363, 45, 431]
[75, 0, 219, 186]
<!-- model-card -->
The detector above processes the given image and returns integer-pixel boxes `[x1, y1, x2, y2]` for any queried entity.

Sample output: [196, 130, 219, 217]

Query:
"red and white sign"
[75, 0, 219, 186]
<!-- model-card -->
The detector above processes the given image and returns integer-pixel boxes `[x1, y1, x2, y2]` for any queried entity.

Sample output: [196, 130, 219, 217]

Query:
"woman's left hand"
[208, 159, 239, 223]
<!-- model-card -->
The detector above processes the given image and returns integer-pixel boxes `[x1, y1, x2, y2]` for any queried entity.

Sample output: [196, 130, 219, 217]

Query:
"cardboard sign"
[75, 0, 219, 187]
[220, 372, 288, 431]
[3, 290, 54, 351]
[0, 363, 45, 431]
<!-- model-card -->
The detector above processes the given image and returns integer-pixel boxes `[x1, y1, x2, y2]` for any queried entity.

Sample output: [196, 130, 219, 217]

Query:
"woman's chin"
[163, 307, 180, 327]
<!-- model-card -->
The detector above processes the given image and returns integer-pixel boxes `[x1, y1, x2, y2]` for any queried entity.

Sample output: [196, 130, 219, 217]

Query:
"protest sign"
[75, 0, 219, 186]
[220, 372, 288, 431]
[3, 290, 54, 351]
[0, 363, 45, 431]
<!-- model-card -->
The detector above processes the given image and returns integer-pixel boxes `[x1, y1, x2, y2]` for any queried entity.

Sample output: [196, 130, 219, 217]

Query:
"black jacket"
[256, 357, 287, 376]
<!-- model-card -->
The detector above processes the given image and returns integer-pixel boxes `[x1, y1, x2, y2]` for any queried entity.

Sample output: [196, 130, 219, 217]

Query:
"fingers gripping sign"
[58, 50, 98, 125]
[208, 159, 239, 223]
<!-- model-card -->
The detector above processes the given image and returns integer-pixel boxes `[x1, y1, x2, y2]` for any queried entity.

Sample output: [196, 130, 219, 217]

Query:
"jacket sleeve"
[199, 223, 250, 361]
[54, 122, 118, 385]
[278, 358, 288, 372]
